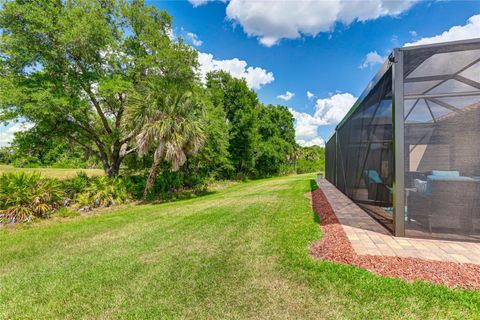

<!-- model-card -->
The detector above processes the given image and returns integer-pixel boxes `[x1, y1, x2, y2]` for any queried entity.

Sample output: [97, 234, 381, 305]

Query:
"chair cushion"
[431, 170, 460, 177]
[414, 179, 427, 193]
[426, 175, 474, 194]
[365, 170, 382, 183]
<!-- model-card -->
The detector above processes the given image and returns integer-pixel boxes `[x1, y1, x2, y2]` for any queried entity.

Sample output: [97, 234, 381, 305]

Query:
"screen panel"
[403, 41, 480, 241]
[332, 67, 394, 230]
[325, 133, 336, 184]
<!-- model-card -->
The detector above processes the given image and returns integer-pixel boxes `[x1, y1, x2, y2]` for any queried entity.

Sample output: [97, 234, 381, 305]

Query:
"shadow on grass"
[310, 179, 320, 225]
[140, 189, 218, 206]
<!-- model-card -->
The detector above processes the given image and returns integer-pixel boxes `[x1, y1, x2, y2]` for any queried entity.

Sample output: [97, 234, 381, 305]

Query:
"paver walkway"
[317, 177, 480, 265]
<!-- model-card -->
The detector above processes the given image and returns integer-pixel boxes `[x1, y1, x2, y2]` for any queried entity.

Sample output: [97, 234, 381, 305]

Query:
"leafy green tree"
[295, 145, 325, 174]
[8, 125, 97, 168]
[0, 0, 197, 176]
[206, 71, 259, 178]
[128, 82, 205, 198]
[181, 94, 233, 185]
[0, 146, 12, 164]
[255, 104, 295, 177]
[290, 145, 304, 174]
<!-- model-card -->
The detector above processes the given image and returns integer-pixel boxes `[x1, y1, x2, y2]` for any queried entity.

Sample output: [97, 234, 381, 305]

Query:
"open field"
[0, 165, 104, 179]
[1, 174, 479, 319]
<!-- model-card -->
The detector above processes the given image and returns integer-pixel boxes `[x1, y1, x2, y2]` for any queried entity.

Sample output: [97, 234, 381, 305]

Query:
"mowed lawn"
[0, 165, 104, 179]
[1, 175, 479, 319]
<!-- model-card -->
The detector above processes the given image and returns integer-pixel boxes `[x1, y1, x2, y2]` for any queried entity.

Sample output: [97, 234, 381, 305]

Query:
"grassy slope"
[0, 165, 103, 179]
[1, 174, 479, 319]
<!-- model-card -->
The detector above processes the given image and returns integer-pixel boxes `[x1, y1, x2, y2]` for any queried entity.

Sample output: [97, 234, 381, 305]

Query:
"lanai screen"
[325, 132, 336, 184]
[328, 66, 394, 229]
[402, 42, 480, 241]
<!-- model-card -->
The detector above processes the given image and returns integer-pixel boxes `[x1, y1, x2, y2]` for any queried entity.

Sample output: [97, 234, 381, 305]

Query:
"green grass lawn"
[1, 174, 479, 319]
[0, 165, 104, 179]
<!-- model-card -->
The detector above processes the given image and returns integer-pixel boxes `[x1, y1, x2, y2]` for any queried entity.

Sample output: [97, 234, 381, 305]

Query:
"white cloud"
[297, 137, 326, 147]
[289, 93, 357, 146]
[186, 32, 203, 46]
[197, 52, 274, 90]
[391, 34, 399, 44]
[188, 0, 212, 7]
[359, 15, 479, 71]
[277, 91, 295, 101]
[225, 0, 418, 46]
[314, 93, 357, 125]
[405, 14, 480, 46]
[0, 122, 34, 147]
[188, 0, 228, 7]
[307, 91, 315, 100]
[360, 51, 385, 69]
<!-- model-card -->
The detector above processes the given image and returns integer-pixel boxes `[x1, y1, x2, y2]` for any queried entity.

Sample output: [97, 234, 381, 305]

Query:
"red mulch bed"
[309, 188, 480, 291]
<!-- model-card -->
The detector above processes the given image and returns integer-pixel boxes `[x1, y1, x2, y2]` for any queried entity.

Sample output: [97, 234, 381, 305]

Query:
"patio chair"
[364, 170, 392, 206]
[408, 177, 480, 234]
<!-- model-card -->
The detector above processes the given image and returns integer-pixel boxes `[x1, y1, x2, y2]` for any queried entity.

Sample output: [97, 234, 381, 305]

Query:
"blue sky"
[155, 0, 479, 146]
[1, 0, 479, 147]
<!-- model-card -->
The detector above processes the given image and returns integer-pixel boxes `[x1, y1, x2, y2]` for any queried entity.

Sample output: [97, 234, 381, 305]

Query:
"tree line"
[0, 0, 323, 197]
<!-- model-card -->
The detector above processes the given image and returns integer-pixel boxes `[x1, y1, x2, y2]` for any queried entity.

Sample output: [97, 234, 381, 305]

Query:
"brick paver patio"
[317, 177, 480, 265]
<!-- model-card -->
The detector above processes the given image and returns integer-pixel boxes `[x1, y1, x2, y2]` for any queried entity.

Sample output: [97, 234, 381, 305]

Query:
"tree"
[180, 93, 233, 185]
[255, 104, 295, 177]
[0, 146, 12, 164]
[5, 123, 97, 168]
[0, 0, 197, 176]
[128, 83, 205, 198]
[290, 145, 304, 174]
[206, 71, 259, 178]
[295, 145, 325, 174]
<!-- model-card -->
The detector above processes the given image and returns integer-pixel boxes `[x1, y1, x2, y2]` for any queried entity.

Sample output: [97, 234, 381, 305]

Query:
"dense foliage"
[0, 169, 226, 223]
[7, 126, 97, 168]
[0, 0, 324, 208]
[0, 0, 197, 177]
[294, 146, 325, 174]
[0, 172, 64, 222]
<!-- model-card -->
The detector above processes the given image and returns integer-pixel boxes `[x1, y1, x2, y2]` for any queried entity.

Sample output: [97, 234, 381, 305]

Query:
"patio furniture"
[364, 170, 392, 206]
[407, 177, 480, 234]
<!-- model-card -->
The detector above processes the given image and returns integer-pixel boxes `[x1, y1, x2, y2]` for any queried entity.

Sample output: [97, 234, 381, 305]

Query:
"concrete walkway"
[317, 178, 480, 265]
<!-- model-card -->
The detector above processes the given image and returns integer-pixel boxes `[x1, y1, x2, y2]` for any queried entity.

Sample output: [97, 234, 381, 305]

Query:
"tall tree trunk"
[143, 157, 161, 199]
[95, 140, 123, 177]
[106, 145, 123, 177]
[106, 158, 121, 177]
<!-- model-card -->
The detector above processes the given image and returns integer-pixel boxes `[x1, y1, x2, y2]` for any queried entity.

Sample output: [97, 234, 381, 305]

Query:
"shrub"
[56, 207, 80, 218]
[12, 156, 42, 168]
[0, 172, 64, 222]
[51, 156, 88, 169]
[61, 171, 91, 199]
[75, 176, 131, 208]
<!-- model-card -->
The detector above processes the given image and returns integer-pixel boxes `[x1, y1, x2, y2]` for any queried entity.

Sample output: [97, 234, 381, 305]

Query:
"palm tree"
[129, 85, 205, 198]
[291, 145, 303, 174]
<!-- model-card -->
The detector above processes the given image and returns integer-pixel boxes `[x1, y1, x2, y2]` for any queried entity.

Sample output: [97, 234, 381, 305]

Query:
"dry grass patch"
[0, 165, 104, 179]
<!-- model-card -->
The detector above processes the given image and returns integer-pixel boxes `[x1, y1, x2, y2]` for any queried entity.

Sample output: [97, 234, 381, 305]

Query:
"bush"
[0, 169, 212, 224]
[0, 147, 13, 164]
[75, 176, 131, 208]
[56, 207, 80, 218]
[12, 156, 42, 168]
[0, 172, 134, 224]
[61, 171, 91, 199]
[295, 146, 325, 174]
[0, 172, 64, 222]
[51, 156, 89, 169]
